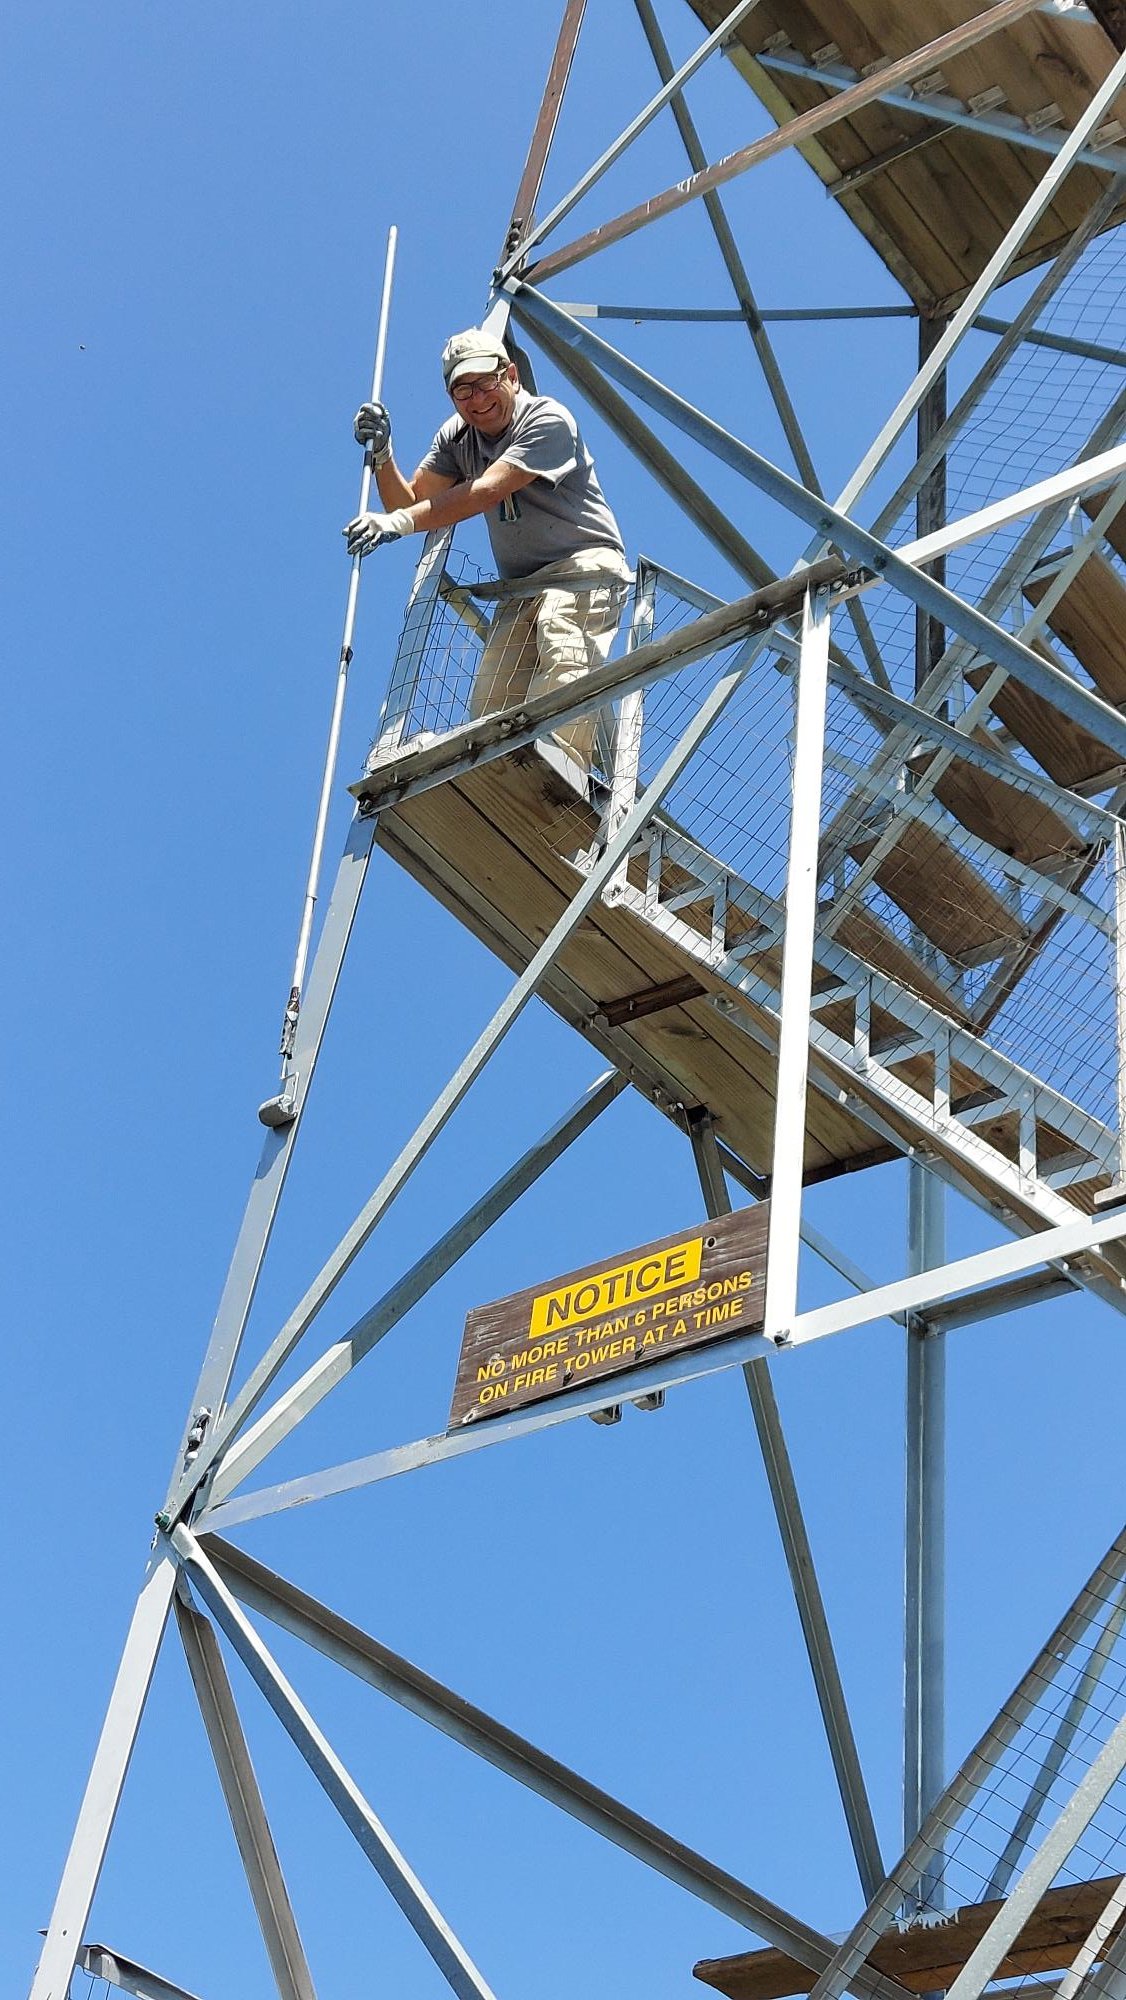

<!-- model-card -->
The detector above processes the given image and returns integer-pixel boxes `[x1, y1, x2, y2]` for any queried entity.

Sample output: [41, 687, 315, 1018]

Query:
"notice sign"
[448, 1203, 768, 1429]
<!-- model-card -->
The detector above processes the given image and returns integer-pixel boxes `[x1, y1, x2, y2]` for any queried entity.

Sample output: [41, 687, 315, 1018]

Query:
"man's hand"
[344, 507, 414, 556]
[353, 401, 393, 465]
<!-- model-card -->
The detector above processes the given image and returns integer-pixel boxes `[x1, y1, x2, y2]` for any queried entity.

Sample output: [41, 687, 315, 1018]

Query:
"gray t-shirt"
[417, 389, 625, 580]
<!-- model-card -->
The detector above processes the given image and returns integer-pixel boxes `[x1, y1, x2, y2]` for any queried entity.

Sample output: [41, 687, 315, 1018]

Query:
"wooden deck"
[694, 1873, 1126, 1997]
[685, 0, 1126, 313]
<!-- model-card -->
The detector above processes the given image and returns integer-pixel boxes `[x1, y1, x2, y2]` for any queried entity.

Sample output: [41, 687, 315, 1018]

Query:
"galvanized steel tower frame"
[29, 3, 1126, 1997]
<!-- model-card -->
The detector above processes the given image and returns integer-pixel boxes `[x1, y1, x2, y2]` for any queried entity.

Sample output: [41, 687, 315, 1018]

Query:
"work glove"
[353, 400, 393, 465]
[344, 507, 414, 556]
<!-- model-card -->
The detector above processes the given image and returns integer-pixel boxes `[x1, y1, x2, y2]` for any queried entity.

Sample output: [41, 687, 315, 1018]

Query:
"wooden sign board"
[448, 1203, 769, 1430]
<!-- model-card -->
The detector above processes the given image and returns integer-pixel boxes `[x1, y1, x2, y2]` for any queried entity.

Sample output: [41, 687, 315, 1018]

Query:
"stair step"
[1023, 550, 1126, 706]
[847, 815, 1024, 963]
[907, 742, 1087, 868]
[965, 663, 1119, 788]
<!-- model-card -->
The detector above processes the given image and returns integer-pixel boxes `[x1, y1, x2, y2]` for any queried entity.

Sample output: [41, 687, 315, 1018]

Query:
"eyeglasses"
[449, 365, 508, 404]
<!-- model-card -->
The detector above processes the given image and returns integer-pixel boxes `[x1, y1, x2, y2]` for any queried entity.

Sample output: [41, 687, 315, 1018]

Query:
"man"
[346, 326, 630, 785]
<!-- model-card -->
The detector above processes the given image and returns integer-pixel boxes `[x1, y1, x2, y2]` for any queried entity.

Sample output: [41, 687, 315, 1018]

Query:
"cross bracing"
[28, 5, 1126, 2000]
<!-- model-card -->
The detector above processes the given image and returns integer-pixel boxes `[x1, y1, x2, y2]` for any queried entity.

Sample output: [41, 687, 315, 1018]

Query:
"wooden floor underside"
[377, 751, 872, 1183]
[372, 751, 1116, 1248]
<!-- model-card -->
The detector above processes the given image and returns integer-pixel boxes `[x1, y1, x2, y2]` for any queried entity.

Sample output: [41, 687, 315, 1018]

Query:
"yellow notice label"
[529, 1235, 704, 1338]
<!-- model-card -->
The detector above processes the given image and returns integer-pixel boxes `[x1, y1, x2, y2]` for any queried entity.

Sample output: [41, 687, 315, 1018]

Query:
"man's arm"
[404, 457, 536, 531]
[346, 458, 537, 555]
[375, 459, 455, 509]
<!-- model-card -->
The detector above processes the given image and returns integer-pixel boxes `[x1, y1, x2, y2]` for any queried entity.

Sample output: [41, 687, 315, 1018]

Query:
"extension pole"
[278, 225, 398, 1077]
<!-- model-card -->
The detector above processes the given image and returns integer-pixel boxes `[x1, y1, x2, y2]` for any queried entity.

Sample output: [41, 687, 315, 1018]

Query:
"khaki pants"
[469, 547, 630, 768]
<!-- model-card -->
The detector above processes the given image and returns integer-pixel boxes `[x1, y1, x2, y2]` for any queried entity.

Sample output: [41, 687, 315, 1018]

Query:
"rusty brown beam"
[525, 0, 1045, 284]
[500, 0, 587, 265]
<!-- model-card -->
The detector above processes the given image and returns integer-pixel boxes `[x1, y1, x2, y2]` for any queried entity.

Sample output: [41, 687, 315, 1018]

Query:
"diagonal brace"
[203, 1534, 909, 2000]
[690, 1111, 884, 1900]
[171, 1527, 500, 2000]
[174, 1594, 317, 2000]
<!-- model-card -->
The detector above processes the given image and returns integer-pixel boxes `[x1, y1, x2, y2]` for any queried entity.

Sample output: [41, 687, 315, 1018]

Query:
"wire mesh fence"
[818, 1526, 1126, 1991]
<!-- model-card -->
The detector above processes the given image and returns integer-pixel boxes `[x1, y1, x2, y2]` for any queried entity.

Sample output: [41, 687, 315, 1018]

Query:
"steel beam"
[523, 0, 1044, 283]
[918, 1267, 1077, 1332]
[690, 1113, 884, 1900]
[36, 487, 383, 2000]
[614, 0, 888, 682]
[631, 0, 816, 493]
[757, 45, 1126, 179]
[203, 1536, 909, 2000]
[184, 1072, 624, 1512]
[75, 1945, 205, 2000]
[496, 0, 764, 279]
[508, 285, 1126, 769]
[500, 0, 587, 262]
[175, 1595, 317, 2000]
[903, 1165, 946, 1909]
[29, 1551, 178, 2000]
[163, 810, 377, 1511]
[171, 1529, 500, 2000]
[763, 587, 832, 1346]
[559, 302, 1126, 367]
[785, 1209, 1126, 1350]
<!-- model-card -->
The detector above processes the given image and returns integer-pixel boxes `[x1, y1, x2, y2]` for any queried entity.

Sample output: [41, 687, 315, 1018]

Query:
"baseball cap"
[441, 328, 511, 388]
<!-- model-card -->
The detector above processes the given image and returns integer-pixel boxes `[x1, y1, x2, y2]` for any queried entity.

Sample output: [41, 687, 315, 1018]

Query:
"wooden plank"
[834, 905, 972, 1019]
[694, 1872, 1126, 2000]
[908, 744, 1089, 867]
[846, 816, 1025, 960]
[1024, 553, 1126, 706]
[965, 662, 1120, 787]
[1082, 488, 1126, 565]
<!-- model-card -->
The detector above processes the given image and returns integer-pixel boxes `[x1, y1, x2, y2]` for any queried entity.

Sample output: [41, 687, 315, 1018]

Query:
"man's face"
[449, 360, 520, 436]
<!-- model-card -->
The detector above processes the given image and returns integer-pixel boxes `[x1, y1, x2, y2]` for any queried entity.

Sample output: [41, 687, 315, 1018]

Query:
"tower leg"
[904, 1163, 946, 1903]
[30, 1549, 177, 2000]
[904, 312, 948, 1907]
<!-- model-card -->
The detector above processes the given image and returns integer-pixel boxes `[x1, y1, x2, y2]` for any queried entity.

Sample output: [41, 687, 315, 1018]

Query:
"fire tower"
[29, 4, 1126, 1999]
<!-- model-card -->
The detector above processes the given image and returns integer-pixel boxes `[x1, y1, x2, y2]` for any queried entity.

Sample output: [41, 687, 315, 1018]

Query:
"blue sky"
[7, 4, 1126, 1998]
